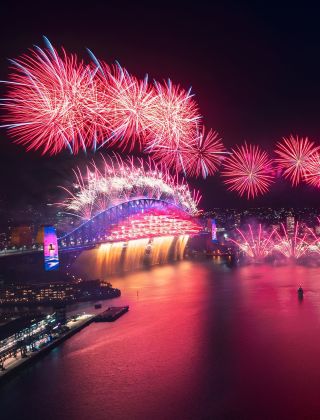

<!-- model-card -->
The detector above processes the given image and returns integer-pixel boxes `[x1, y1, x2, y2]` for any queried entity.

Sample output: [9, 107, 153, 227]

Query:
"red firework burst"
[149, 141, 192, 175]
[304, 152, 320, 187]
[145, 79, 201, 150]
[184, 128, 226, 178]
[95, 61, 157, 151]
[149, 128, 226, 178]
[221, 142, 274, 199]
[274, 135, 319, 186]
[1, 38, 108, 154]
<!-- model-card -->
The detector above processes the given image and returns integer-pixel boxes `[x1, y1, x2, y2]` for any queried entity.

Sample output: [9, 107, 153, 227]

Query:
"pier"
[0, 305, 129, 383]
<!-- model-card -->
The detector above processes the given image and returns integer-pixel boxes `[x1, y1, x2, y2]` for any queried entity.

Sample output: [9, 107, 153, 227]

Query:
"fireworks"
[303, 152, 320, 187]
[150, 128, 227, 178]
[185, 128, 226, 178]
[95, 62, 157, 151]
[221, 143, 274, 199]
[107, 209, 201, 241]
[228, 224, 276, 259]
[230, 222, 320, 261]
[274, 135, 319, 186]
[1, 38, 203, 159]
[1, 38, 108, 154]
[6, 37, 320, 199]
[273, 223, 310, 259]
[145, 80, 201, 149]
[145, 80, 203, 175]
[59, 154, 201, 220]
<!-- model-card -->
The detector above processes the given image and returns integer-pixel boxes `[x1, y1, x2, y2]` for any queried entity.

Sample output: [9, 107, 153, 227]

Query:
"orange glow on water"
[173, 235, 189, 260]
[149, 236, 174, 265]
[98, 242, 124, 275]
[73, 235, 190, 278]
[124, 238, 149, 271]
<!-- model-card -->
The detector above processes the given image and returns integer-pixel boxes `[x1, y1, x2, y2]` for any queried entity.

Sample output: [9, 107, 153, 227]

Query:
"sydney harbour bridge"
[0, 158, 203, 278]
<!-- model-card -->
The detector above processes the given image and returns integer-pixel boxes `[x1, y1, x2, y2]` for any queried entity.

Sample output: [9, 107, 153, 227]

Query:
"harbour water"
[2, 259, 320, 419]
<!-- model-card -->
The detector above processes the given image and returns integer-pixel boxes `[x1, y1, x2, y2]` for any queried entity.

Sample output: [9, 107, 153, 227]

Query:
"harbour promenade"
[0, 313, 95, 382]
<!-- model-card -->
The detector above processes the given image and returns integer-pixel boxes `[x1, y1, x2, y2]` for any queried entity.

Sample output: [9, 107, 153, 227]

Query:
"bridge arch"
[58, 198, 201, 250]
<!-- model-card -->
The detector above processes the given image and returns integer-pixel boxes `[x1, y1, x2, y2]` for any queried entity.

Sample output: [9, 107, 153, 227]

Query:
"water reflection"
[2, 261, 320, 419]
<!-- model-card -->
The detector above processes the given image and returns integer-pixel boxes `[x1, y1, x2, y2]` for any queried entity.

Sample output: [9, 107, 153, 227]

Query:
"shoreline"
[0, 314, 95, 385]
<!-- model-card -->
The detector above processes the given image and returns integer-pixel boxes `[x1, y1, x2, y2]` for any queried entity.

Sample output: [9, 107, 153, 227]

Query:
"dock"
[0, 314, 95, 383]
[0, 305, 130, 384]
[94, 306, 129, 322]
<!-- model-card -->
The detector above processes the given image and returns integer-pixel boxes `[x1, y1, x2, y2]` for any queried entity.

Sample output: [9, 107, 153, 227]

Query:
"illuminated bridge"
[58, 198, 201, 250]
[0, 157, 203, 277]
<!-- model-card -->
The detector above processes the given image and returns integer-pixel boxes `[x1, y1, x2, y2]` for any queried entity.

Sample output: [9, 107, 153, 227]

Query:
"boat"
[94, 303, 102, 309]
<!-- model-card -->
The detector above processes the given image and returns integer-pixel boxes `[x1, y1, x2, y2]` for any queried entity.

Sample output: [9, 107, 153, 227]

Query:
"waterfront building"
[0, 313, 59, 370]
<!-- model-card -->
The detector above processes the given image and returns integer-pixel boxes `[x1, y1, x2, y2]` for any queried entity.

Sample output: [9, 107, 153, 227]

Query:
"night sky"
[1, 1, 320, 211]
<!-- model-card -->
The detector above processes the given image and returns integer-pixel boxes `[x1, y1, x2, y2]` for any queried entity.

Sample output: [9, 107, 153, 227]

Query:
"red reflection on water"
[3, 262, 320, 419]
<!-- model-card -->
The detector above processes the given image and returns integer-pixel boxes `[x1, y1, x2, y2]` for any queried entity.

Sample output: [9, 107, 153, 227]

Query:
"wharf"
[0, 314, 95, 383]
[94, 306, 129, 322]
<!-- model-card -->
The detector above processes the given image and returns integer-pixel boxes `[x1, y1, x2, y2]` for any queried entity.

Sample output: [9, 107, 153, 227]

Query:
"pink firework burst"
[274, 135, 319, 186]
[1, 38, 108, 154]
[184, 128, 227, 178]
[273, 223, 310, 259]
[145, 79, 201, 150]
[228, 224, 276, 259]
[95, 61, 157, 151]
[149, 128, 226, 178]
[304, 152, 320, 188]
[221, 142, 274, 199]
[149, 141, 192, 175]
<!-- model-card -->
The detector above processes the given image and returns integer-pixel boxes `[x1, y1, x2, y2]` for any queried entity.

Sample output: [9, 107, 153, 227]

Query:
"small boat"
[94, 303, 102, 309]
[297, 286, 304, 298]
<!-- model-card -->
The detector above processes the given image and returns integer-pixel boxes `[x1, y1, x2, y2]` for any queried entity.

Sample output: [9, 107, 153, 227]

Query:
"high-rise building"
[286, 215, 295, 234]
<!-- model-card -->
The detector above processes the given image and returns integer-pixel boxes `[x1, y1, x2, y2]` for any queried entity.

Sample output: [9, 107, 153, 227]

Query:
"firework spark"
[303, 152, 320, 187]
[228, 224, 276, 259]
[59, 154, 201, 220]
[221, 143, 274, 199]
[150, 128, 227, 178]
[145, 79, 201, 150]
[184, 128, 227, 178]
[95, 61, 157, 151]
[107, 208, 201, 242]
[230, 222, 320, 260]
[274, 135, 319, 186]
[273, 223, 310, 259]
[1, 38, 108, 154]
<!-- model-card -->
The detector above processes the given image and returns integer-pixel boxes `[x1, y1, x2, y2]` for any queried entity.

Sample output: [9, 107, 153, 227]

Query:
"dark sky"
[1, 1, 320, 211]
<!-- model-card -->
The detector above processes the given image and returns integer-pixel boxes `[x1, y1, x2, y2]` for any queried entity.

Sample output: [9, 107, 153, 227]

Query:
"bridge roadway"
[0, 198, 202, 257]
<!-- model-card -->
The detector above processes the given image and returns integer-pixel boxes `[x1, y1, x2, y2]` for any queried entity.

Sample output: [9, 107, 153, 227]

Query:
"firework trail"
[94, 60, 158, 151]
[273, 222, 310, 259]
[221, 143, 274, 199]
[1, 39, 204, 160]
[303, 152, 320, 187]
[228, 224, 276, 259]
[274, 135, 319, 186]
[59, 154, 201, 220]
[1, 38, 109, 154]
[145, 79, 201, 150]
[184, 128, 227, 178]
